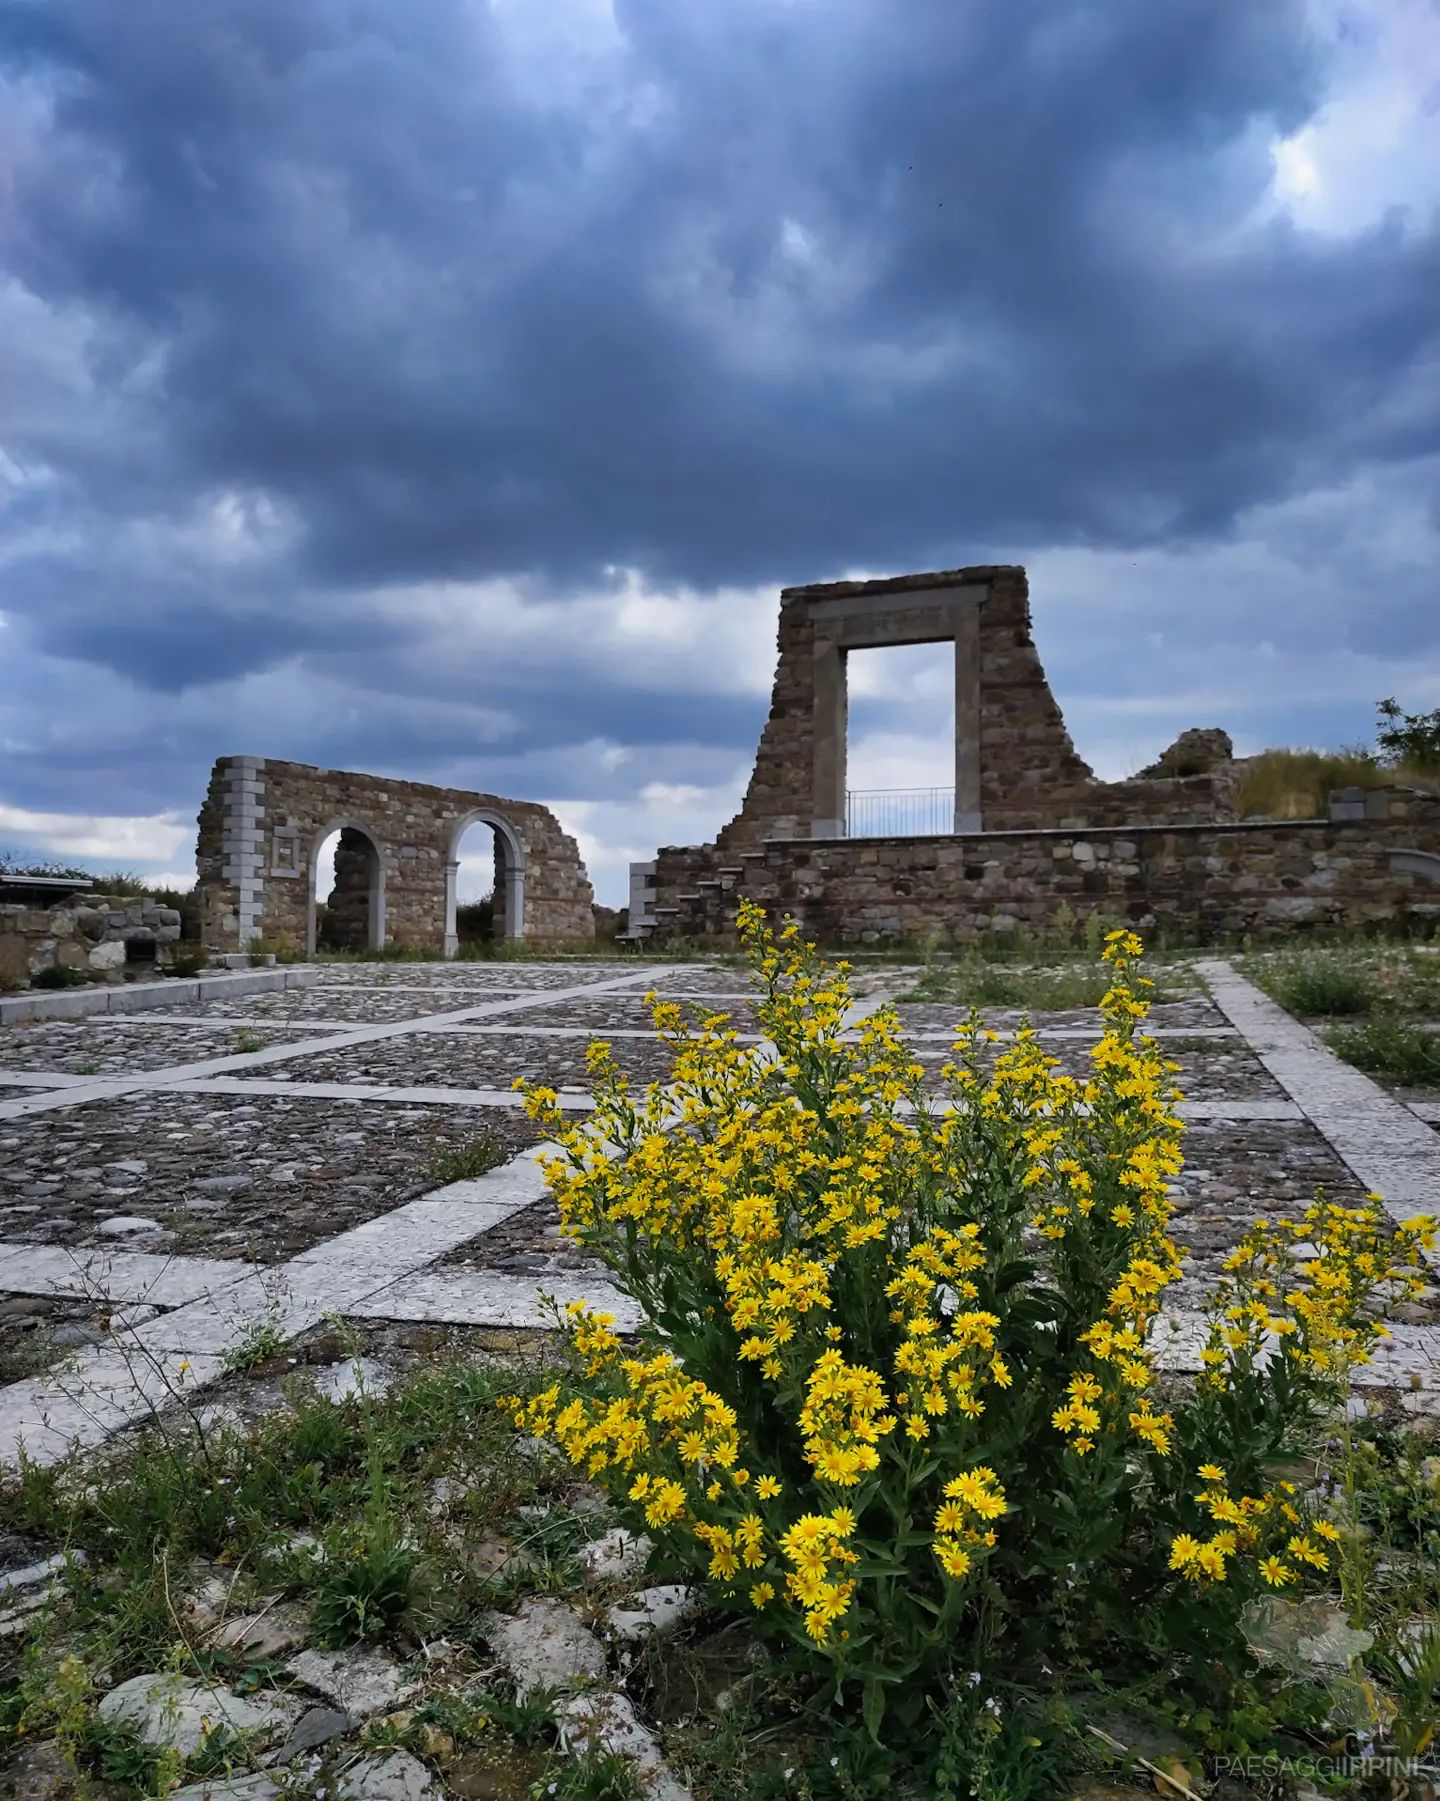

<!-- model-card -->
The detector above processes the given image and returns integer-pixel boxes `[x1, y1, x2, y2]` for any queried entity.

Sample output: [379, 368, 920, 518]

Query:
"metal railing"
[844, 787, 955, 838]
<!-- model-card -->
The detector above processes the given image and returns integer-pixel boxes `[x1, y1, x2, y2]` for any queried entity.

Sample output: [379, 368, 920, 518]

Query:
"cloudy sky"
[1, 0, 1437, 906]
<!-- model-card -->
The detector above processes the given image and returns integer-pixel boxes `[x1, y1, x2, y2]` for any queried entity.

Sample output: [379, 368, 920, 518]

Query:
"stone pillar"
[502, 857, 524, 940]
[443, 859, 460, 958]
[953, 605, 982, 833]
[811, 639, 846, 837]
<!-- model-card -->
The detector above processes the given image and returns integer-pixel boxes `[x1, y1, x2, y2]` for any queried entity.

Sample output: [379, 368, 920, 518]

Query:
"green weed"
[306, 1513, 421, 1643]
[426, 1133, 506, 1184]
[219, 1316, 290, 1373]
[32, 964, 91, 990]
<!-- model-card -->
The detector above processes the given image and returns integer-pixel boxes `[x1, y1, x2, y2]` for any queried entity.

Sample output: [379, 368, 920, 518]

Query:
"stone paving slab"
[497, 994, 764, 1031]
[0, 1243, 259, 1305]
[889, 997, 1229, 1034]
[162, 989, 486, 1023]
[347, 1268, 643, 1331]
[0, 966, 317, 1027]
[0, 965, 668, 1122]
[306, 963, 639, 989]
[1198, 960, 1440, 1271]
[0, 1142, 557, 1467]
[907, 1037, 1284, 1101]
[157, 1076, 580, 1110]
[3, 955, 1433, 1481]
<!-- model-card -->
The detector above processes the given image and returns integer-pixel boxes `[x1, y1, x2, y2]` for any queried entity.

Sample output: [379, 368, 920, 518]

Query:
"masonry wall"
[647, 790, 1440, 946]
[196, 757, 595, 952]
[714, 565, 1233, 848]
[0, 894, 186, 989]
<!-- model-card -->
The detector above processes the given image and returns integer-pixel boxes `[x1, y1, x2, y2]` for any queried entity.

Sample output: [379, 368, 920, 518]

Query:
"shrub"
[427, 1134, 506, 1184]
[505, 905, 1434, 1776]
[457, 895, 494, 943]
[33, 964, 91, 990]
[1376, 698, 1440, 775]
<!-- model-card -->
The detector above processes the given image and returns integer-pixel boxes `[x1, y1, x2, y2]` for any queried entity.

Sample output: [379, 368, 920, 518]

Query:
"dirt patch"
[0, 1292, 112, 1384]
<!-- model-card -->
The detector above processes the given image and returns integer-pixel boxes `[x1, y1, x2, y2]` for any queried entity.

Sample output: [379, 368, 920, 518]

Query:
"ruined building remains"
[196, 758, 594, 953]
[628, 566, 1440, 943]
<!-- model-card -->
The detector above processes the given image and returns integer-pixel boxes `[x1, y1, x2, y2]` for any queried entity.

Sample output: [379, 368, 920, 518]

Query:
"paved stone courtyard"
[1, 954, 1437, 1469]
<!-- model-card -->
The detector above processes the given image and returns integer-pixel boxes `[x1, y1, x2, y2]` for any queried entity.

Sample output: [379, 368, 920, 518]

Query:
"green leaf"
[863, 1676, 886, 1743]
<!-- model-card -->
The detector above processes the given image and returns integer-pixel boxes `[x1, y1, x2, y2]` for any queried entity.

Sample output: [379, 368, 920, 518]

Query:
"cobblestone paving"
[0, 1019, 326, 1075]
[170, 988, 484, 1022]
[499, 994, 765, 1031]
[889, 997, 1229, 1034]
[0, 952, 1435, 1470]
[0, 1092, 538, 1260]
[264, 1030, 684, 1092]
[907, 1036, 1285, 1101]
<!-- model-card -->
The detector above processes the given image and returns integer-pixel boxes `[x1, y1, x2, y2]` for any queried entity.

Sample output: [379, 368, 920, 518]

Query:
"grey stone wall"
[196, 757, 595, 953]
[647, 788, 1440, 946]
[0, 894, 186, 989]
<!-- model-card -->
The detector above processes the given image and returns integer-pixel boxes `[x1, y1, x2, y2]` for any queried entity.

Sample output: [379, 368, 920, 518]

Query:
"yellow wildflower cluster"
[779, 1510, 860, 1641]
[1167, 1464, 1342, 1589]
[798, 1352, 894, 1484]
[1201, 1195, 1435, 1386]
[504, 904, 1434, 1680]
[932, 1467, 1007, 1580]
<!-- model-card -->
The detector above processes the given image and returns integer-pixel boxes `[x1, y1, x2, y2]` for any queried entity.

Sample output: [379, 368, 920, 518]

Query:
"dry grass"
[1234, 747, 1439, 820]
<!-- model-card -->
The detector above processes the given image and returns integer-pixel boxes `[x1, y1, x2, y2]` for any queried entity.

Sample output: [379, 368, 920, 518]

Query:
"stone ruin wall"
[648, 791, 1440, 946]
[713, 565, 1233, 850]
[634, 565, 1439, 945]
[0, 893, 186, 990]
[197, 756, 594, 953]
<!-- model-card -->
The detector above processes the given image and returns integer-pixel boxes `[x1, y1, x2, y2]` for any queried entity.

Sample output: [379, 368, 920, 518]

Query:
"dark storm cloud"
[6, 0, 1436, 614]
[1, 0, 1438, 884]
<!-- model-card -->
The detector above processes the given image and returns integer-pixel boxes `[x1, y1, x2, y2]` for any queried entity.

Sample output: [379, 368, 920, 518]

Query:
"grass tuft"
[1234, 746, 1440, 820]
[426, 1133, 507, 1184]
[1324, 1017, 1440, 1088]
[1253, 948, 1378, 1017]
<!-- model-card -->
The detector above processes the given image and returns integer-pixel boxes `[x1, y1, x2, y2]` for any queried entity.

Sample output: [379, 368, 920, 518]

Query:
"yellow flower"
[749, 1581, 775, 1608]
[1259, 1556, 1295, 1588]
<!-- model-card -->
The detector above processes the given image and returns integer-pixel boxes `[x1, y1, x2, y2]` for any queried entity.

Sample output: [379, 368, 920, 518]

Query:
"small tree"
[1375, 698, 1440, 775]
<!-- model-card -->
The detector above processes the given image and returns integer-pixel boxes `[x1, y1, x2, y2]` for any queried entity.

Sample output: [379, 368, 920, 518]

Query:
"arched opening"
[445, 811, 525, 955]
[309, 822, 386, 954]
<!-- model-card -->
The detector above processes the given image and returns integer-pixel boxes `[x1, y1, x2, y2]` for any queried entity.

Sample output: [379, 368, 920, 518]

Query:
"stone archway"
[197, 757, 594, 955]
[308, 819, 387, 954]
[444, 809, 526, 953]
